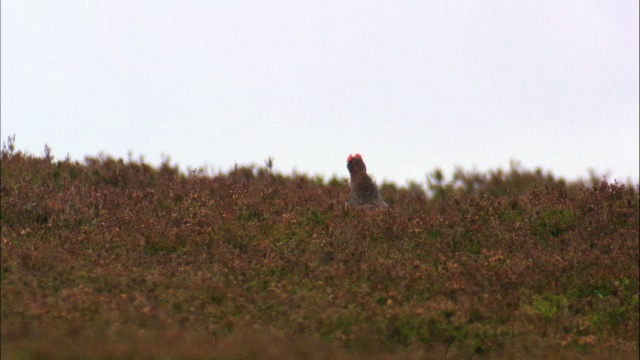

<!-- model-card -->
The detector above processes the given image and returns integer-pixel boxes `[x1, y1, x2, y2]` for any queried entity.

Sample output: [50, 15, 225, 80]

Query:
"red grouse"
[345, 154, 388, 209]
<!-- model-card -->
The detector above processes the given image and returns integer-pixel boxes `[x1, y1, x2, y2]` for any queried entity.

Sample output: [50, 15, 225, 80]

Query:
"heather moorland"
[1, 138, 638, 359]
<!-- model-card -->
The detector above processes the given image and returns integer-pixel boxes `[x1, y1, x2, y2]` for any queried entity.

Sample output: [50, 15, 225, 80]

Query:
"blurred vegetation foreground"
[1, 141, 638, 359]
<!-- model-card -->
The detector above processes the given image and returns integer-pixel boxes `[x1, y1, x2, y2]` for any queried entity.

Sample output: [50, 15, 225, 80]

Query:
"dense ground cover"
[1, 142, 638, 359]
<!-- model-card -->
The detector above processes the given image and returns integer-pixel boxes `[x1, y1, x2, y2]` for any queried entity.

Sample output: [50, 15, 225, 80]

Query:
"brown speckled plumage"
[345, 154, 388, 209]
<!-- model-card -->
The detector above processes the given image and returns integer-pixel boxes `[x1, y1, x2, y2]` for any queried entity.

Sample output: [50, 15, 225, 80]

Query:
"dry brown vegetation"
[1, 139, 638, 359]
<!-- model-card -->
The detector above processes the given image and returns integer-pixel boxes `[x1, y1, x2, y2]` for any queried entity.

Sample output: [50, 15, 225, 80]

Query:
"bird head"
[346, 153, 366, 174]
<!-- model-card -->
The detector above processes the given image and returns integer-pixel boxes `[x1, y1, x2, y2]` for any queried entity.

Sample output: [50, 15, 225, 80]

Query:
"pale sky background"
[2, 1, 639, 186]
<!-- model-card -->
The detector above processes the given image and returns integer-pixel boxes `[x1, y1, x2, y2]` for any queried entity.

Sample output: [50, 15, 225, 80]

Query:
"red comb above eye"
[347, 153, 362, 162]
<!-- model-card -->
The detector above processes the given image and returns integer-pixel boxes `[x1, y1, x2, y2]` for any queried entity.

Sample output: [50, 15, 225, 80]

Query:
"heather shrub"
[1, 139, 638, 359]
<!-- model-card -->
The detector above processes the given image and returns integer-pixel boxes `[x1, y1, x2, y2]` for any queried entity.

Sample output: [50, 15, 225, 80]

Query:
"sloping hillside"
[1, 146, 638, 359]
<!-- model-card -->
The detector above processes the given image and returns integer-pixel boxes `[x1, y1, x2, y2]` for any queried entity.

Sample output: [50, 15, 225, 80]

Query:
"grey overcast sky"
[2, 1, 638, 185]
